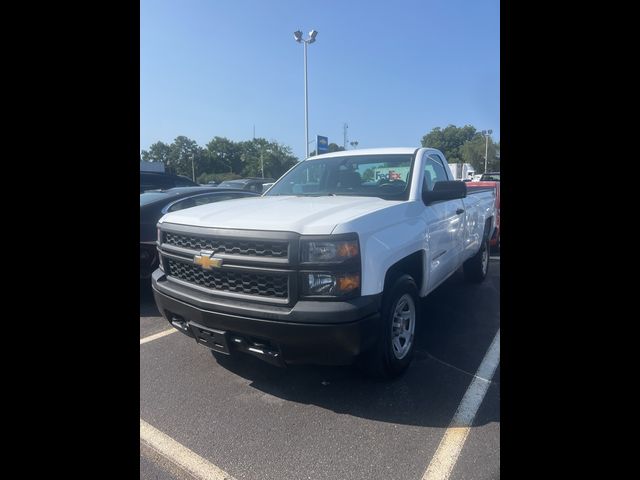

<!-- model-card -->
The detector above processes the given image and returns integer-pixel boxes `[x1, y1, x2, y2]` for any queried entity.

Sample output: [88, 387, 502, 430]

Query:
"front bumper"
[152, 270, 382, 366]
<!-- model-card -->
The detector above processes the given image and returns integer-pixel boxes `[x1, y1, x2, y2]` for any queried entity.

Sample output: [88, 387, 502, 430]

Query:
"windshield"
[140, 192, 169, 206]
[265, 154, 415, 199]
[218, 181, 245, 188]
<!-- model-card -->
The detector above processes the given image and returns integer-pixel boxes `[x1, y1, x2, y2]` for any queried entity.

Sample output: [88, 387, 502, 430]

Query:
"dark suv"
[140, 172, 199, 193]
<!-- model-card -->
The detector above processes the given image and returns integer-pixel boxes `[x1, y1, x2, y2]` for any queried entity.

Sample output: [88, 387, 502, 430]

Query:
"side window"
[193, 194, 235, 205]
[423, 154, 449, 192]
[174, 177, 195, 187]
[158, 177, 174, 189]
[167, 197, 197, 212]
[140, 173, 151, 191]
[168, 194, 239, 212]
[248, 183, 263, 193]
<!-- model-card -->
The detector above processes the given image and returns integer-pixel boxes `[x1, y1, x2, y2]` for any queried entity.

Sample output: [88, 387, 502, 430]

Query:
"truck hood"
[158, 195, 399, 235]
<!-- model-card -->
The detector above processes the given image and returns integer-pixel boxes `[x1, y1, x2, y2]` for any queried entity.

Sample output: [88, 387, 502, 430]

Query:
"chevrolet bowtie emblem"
[194, 251, 223, 270]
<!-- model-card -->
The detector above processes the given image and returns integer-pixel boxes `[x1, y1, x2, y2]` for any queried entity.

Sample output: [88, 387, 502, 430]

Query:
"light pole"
[481, 129, 493, 173]
[294, 29, 318, 159]
[260, 150, 264, 178]
[192, 151, 196, 182]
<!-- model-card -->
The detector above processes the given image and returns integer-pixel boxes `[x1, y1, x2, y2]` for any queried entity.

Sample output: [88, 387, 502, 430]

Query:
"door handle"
[456, 208, 465, 215]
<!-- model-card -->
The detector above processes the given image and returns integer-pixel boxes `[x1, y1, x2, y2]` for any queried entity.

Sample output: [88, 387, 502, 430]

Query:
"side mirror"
[423, 180, 467, 204]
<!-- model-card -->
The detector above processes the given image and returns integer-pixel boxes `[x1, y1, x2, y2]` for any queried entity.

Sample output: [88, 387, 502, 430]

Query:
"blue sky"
[141, 0, 499, 160]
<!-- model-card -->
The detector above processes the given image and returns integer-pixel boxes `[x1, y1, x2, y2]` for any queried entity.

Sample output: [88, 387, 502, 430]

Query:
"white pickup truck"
[152, 148, 496, 378]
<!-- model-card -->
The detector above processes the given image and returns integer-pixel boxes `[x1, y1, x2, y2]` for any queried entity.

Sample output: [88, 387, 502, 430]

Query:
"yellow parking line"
[140, 328, 177, 345]
[422, 329, 500, 480]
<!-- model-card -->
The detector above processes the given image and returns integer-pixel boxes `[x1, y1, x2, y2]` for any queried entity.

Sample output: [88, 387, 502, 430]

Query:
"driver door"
[423, 154, 466, 291]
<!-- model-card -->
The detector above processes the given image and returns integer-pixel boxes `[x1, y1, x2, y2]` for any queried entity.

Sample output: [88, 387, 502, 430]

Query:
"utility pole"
[481, 129, 493, 173]
[343, 123, 348, 149]
[191, 151, 196, 182]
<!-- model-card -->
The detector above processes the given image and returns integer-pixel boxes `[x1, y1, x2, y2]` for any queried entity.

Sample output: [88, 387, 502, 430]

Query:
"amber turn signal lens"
[338, 273, 360, 293]
[337, 241, 359, 258]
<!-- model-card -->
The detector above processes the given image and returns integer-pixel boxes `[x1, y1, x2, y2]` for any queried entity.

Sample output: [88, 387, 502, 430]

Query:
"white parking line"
[140, 328, 177, 345]
[422, 329, 500, 480]
[140, 419, 237, 480]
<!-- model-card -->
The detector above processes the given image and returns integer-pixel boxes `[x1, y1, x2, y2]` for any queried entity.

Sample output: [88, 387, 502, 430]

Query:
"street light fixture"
[293, 29, 318, 158]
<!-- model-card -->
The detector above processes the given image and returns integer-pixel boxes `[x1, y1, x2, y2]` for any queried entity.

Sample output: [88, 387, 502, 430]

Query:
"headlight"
[303, 272, 360, 297]
[301, 238, 359, 263]
[300, 235, 360, 298]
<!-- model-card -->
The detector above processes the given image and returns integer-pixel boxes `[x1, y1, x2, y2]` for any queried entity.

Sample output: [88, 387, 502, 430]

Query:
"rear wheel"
[360, 274, 418, 380]
[464, 239, 490, 283]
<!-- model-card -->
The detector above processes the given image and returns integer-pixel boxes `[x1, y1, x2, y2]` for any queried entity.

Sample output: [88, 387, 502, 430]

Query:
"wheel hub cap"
[391, 294, 416, 359]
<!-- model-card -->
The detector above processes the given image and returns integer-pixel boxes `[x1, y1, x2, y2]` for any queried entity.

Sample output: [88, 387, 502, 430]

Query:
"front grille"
[163, 232, 288, 258]
[166, 259, 288, 299]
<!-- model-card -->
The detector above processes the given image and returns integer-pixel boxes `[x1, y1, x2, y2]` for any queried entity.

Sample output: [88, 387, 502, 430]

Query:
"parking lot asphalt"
[140, 256, 500, 480]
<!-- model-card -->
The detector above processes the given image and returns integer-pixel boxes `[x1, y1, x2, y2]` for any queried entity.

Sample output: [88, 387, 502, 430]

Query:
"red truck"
[467, 180, 500, 250]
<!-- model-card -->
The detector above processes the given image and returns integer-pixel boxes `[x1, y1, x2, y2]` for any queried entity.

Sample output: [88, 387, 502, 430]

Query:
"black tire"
[360, 274, 419, 380]
[464, 239, 490, 283]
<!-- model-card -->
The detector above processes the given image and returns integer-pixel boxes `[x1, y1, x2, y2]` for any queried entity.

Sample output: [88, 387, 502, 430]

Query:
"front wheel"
[463, 239, 490, 283]
[360, 274, 419, 380]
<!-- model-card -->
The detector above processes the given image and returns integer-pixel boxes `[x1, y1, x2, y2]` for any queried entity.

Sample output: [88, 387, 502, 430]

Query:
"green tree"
[141, 138, 205, 178]
[238, 138, 270, 177]
[144, 135, 300, 181]
[421, 125, 477, 164]
[267, 141, 299, 178]
[460, 136, 500, 173]
[141, 141, 171, 164]
[239, 139, 298, 178]
[205, 136, 243, 174]
[164, 136, 205, 179]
